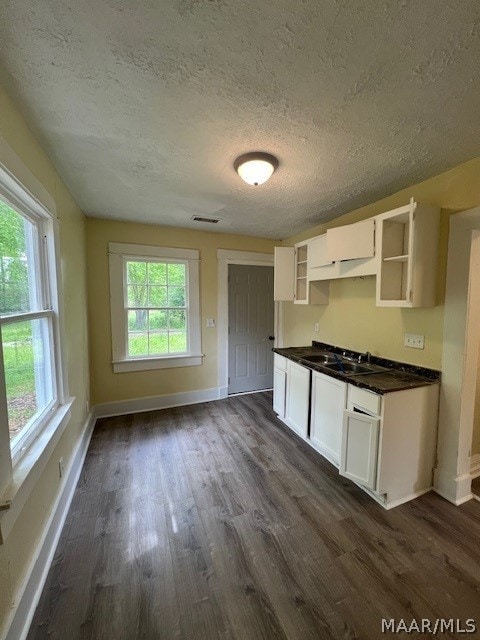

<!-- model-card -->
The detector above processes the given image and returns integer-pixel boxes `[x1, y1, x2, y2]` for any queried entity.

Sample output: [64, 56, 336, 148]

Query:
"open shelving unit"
[376, 198, 440, 308]
[295, 244, 308, 303]
[378, 208, 412, 304]
[294, 241, 329, 305]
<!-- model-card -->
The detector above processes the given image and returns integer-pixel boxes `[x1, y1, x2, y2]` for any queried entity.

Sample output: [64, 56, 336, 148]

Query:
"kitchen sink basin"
[324, 361, 382, 375]
[300, 354, 337, 365]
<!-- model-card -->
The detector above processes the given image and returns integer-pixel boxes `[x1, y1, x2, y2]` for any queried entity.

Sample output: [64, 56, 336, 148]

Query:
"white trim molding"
[94, 387, 221, 418]
[216, 249, 277, 398]
[2, 410, 95, 640]
[0, 400, 74, 544]
[470, 454, 480, 479]
[108, 242, 202, 373]
[435, 207, 480, 505]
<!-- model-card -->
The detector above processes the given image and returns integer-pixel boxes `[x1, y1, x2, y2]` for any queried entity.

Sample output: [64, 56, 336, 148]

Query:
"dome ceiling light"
[234, 152, 279, 186]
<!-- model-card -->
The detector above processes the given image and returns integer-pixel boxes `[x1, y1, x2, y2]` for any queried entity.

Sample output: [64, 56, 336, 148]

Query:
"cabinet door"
[273, 367, 286, 419]
[308, 234, 332, 269]
[326, 219, 375, 262]
[285, 361, 310, 439]
[274, 247, 295, 301]
[310, 372, 346, 466]
[340, 410, 380, 490]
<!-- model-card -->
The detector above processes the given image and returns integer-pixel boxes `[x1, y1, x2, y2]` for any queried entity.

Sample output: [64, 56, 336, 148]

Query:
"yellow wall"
[86, 218, 276, 405]
[0, 86, 90, 635]
[282, 157, 480, 369]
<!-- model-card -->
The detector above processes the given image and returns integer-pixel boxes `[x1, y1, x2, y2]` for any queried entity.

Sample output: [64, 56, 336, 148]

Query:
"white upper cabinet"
[274, 244, 329, 304]
[326, 219, 375, 263]
[294, 241, 309, 304]
[274, 247, 295, 301]
[273, 199, 439, 308]
[376, 199, 440, 307]
[308, 234, 332, 269]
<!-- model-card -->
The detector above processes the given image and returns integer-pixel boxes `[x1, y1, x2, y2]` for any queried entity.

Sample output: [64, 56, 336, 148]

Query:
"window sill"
[112, 354, 204, 373]
[0, 398, 74, 544]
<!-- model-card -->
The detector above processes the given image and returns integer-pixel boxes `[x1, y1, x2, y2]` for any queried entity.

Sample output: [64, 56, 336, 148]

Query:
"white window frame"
[109, 242, 203, 373]
[0, 159, 69, 503]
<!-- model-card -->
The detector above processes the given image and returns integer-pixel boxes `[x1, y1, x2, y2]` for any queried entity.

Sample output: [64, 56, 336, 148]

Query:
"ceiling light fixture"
[234, 152, 279, 186]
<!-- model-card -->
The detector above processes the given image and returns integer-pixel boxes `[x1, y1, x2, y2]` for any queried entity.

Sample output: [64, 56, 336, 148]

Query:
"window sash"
[0, 309, 59, 461]
[123, 258, 190, 358]
[0, 200, 61, 465]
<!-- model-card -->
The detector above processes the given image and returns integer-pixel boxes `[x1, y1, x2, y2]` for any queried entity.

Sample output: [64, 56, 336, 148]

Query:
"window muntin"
[125, 259, 188, 358]
[0, 198, 58, 452]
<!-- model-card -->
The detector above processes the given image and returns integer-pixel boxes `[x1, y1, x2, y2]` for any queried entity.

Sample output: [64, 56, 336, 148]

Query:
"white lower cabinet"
[273, 354, 287, 419]
[340, 410, 380, 490]
[284, 360, 310, 438]
[273, 368, 287, 419]
[272, 355, 439, 509]
[309, 371, 346, 466]
[339, 383, 439, 508]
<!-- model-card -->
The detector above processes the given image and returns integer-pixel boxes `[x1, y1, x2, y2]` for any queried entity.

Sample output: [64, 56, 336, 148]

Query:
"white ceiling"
[0, 1, 479, 238]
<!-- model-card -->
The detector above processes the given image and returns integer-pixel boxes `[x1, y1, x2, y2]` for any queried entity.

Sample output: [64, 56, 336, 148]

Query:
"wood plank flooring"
[28, 392, 480, 639]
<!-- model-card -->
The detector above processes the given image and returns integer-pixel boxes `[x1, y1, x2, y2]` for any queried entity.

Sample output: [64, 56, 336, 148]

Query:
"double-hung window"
[109, 243, 202, 372]
[0, 179, 65, 488]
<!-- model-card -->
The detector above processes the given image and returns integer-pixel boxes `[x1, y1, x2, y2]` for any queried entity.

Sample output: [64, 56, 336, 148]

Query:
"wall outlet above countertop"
[404, 333, 425, 349]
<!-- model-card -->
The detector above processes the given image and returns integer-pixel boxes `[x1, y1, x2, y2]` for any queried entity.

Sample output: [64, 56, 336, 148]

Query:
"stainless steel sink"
[300, 354, 337, 365]
[324, 361, 384, 375]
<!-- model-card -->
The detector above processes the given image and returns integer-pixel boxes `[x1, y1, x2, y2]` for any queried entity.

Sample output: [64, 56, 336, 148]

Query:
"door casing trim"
[217, 249, 278, 398]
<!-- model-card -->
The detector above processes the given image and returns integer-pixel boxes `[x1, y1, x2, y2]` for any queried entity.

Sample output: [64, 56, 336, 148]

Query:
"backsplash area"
[281, 276, 444, 370]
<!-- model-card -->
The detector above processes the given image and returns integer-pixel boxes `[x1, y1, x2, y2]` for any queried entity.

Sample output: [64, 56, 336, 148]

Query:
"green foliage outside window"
[126, 260, 188, 357]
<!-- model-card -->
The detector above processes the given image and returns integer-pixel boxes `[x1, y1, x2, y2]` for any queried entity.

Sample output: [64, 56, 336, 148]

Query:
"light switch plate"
[206, 318, 216, 328]
[404, 333, 425, 349]
[314, 322, 319, 332]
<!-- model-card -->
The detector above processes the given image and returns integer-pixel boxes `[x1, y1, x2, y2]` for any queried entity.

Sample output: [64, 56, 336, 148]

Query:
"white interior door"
[228, 264, 274, 394]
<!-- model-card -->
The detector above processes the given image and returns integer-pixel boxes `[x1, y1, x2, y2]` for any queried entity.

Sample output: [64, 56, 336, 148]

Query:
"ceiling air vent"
[191, 215, 221, 224]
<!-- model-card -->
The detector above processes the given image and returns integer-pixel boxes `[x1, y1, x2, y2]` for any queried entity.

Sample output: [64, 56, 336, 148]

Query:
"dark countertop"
[273, 341, 440, 395]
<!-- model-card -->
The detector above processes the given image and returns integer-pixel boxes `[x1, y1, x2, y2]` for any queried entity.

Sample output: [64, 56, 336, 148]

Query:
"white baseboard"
[433, 466, 473, 505]
[94, 387, 221, 419]
[470, 454, 480, 478]
[3, 412, 95, 640]
[384, 488, 432, 510]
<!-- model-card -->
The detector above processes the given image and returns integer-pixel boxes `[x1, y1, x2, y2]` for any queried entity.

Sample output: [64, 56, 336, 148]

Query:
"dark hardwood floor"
[28, 392, 480, 640]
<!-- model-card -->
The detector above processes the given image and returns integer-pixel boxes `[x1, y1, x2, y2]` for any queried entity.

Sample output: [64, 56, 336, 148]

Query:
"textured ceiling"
[0, 1, 479, 238]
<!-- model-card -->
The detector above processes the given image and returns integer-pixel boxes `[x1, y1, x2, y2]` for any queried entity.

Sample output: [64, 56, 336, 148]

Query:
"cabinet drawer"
[347, 385, 381, 416]
[274, 354, 287, 371]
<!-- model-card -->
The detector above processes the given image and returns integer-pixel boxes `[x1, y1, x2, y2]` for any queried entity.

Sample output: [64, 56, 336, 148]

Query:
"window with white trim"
[0, 192, 65, 468]
[109, 243, 202, 373]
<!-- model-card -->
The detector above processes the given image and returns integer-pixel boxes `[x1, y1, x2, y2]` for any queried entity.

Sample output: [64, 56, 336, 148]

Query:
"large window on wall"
[0, 193, 65, 465]
[109, 243, 202, 372]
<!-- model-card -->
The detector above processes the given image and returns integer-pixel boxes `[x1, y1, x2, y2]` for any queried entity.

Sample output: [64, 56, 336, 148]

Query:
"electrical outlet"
[314, 323, 319, 333]
[58, 457, 64, 479]
[404, 333, 425, 349]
